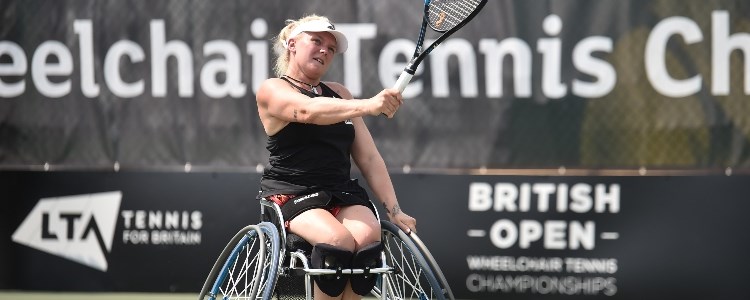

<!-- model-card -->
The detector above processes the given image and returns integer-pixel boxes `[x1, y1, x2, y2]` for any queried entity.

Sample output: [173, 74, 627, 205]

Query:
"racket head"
[396, 0, 487, 90]
[427, 0, 487, 33]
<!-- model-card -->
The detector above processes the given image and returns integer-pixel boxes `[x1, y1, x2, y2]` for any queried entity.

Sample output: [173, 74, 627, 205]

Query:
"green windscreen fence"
[1, 0, 749, 171]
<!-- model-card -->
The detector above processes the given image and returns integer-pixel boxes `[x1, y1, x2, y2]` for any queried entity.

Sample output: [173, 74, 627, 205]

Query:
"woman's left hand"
[390, 210, 417, 234]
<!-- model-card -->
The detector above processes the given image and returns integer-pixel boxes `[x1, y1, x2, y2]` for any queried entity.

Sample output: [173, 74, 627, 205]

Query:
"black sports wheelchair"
[198, 198, 454, 300]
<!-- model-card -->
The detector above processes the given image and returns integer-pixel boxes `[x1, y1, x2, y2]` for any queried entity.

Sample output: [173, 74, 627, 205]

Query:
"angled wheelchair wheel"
[198, 222, 280, 300]
[373, 221, 452, 300]
[255, 222, 282, 300]
[407, 233, 455, 300]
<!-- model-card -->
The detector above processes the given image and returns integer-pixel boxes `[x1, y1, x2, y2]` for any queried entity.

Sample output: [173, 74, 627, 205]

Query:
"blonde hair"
[272, 14, 334, 77]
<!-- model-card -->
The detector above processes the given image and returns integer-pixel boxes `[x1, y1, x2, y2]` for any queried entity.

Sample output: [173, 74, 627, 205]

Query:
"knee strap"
[311, 243, 353, 297]
[350, 241, 383, 296]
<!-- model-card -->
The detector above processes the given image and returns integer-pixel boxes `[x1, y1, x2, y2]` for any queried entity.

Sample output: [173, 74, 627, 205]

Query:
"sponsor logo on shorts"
[294, 192, 320, 205]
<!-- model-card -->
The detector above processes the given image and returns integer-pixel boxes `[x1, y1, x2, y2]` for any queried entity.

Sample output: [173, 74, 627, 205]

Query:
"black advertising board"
[2, 171, 750, 299]
[390, 174, 750, 300]
[1, 171, 258, 292]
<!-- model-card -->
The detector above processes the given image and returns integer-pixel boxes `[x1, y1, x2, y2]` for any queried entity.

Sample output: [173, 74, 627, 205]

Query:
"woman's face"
[289, 31, 338, 79]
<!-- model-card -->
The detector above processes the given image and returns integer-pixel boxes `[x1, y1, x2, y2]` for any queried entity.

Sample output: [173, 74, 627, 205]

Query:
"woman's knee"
[355, 219, 381, 246]
[315, 219, 378, 251]
[338, 207, 381, 248]
[288, 210, 357, 250]
[321, 226, 357, 250]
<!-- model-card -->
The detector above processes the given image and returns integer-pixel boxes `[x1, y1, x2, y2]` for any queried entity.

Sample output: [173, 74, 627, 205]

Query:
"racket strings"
[427, 0, 483, 32]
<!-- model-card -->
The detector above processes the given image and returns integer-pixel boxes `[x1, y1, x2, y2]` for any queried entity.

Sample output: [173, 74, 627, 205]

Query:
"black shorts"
[266, 191, 376, 225]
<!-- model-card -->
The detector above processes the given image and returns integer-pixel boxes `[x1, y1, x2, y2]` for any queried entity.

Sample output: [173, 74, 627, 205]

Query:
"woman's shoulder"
[322, 81, 353, 99]
[260, 77, 289, 90]
[257, 77, 293, 100]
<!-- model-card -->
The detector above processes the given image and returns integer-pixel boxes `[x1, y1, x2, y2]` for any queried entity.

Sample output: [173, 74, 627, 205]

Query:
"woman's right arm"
[256, 79, 402, 135]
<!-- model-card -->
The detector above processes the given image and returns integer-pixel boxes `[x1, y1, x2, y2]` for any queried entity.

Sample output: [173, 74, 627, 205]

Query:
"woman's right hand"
[369, 88, 403, 118]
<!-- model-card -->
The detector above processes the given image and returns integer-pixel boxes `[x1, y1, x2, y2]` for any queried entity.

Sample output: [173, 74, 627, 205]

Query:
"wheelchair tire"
[198, 222, 280, 300]
[408, 233, 456, 300]
[256, 222, 282, 300]
[373, 220, 449, 300]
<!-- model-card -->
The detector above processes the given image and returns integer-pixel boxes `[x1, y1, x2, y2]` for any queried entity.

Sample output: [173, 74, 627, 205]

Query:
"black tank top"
[258, 78, 368, 201]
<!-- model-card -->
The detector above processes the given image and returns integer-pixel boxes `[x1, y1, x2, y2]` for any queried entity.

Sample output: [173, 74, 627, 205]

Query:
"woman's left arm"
[328, 82, 417, 233]
[351, 118, 417, 233]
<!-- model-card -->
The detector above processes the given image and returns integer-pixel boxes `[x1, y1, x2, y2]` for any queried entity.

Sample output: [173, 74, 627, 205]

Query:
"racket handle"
[381, 71, 413, 117]
[393, 71, 414, 93]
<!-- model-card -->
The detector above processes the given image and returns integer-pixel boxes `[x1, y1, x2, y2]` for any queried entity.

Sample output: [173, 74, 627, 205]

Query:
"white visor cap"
[286, 19, 348, 54]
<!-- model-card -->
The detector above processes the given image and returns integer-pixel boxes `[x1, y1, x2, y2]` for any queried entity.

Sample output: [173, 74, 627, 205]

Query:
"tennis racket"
[393, 0, 488, 93]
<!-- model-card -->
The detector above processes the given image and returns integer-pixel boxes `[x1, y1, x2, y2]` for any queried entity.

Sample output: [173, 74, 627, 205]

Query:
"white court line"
[467, 229, 486, 237]
[600, 232, 619, 240]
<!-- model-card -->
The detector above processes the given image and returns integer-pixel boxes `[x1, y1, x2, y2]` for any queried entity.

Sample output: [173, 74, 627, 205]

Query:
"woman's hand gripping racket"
[393, 0, 488, 93]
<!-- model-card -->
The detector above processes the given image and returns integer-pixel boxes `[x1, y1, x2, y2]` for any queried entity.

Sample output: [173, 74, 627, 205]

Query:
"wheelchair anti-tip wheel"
[198, 222, 281, 300]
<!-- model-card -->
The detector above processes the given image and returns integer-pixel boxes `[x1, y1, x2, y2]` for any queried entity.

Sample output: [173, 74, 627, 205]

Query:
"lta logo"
[12, 191, 122, 271]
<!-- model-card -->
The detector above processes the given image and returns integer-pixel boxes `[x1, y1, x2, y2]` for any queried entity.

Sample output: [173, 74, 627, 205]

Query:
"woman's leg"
[289, 208, 357, 249]
[337, 205, 381, 300]
[287, 205, 381, 300]
[287, 205, 381, 249]
[336, 205, 381, 249]
[288, 208, 355, 300]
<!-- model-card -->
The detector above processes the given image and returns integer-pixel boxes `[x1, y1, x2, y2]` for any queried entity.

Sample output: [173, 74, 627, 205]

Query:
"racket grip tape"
[381, 71, 414, 117]
[393, 71, 414, 93]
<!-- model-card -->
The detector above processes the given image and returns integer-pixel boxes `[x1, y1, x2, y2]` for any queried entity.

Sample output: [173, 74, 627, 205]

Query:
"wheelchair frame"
[198, 198, 454, 300]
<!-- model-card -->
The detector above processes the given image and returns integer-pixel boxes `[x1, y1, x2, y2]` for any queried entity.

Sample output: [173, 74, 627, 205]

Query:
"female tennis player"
[255, 14, 417, 300]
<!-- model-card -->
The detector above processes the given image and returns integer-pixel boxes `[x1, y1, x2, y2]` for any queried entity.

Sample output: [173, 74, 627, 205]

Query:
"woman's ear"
[287, 38, 296, 52]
